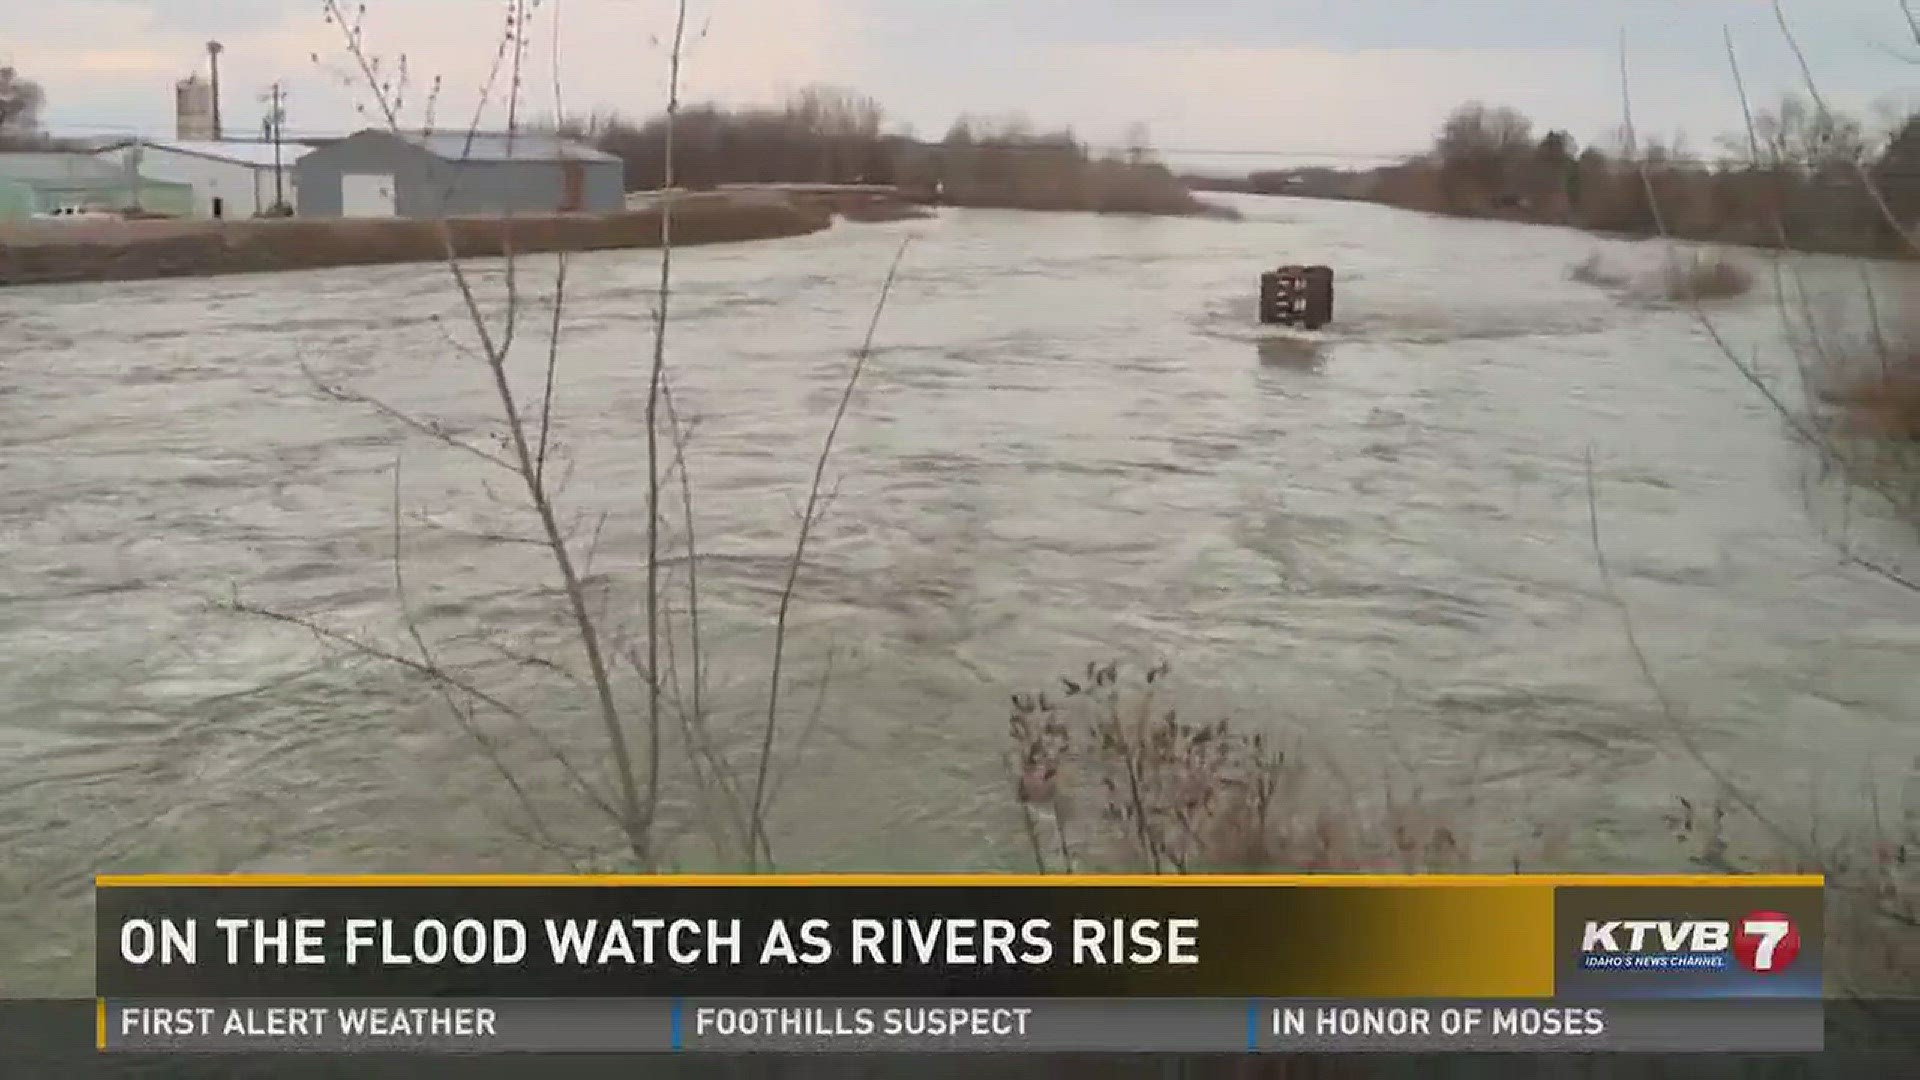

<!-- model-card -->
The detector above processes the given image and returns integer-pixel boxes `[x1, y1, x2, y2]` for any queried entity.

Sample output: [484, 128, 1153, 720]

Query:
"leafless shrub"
[1658, 248, 1754, 300]
[1806, 294, 1920, 439]
[1567, 248, 1753, 303]
[1800, 306, 1920, 529]
[1008, 662, 1532, 875]
[1665, 787, 1918, 997]
[1836, 359, 1920, 441]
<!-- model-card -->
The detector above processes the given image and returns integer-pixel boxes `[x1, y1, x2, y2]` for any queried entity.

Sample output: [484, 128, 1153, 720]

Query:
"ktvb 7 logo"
[1578, 911, 1801, 973]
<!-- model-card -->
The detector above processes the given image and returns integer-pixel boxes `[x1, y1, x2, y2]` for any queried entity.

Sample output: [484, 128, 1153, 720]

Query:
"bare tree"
[228, 0, 911, 872]
[1733, 95, 1875, 173]
[1434, 101, 1535, 201]
[0, 65, 45, 133]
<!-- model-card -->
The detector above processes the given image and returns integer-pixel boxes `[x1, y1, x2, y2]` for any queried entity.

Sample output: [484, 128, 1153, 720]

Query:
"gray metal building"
[293, 130, 624, 218]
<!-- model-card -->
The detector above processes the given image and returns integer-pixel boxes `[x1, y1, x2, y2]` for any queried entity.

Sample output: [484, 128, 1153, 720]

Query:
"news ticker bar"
[100, 998, 1823, 1054]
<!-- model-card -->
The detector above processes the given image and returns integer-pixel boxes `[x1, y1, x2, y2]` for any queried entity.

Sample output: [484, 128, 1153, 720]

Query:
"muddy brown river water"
[3, 195, 1916, 994]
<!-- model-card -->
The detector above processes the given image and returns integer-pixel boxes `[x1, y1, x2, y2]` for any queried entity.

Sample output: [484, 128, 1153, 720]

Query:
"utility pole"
[125, 137, 146, 215]
[207, 41, 225, 140]
[261, 82, 287, 211]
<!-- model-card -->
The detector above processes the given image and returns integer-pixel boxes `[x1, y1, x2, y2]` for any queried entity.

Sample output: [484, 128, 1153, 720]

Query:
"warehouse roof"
[124, 140, 316, 167]
[399, 131, 619, 163]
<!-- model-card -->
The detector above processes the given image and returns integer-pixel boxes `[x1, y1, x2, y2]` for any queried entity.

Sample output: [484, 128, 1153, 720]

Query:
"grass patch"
[1660, 249, 1754, 301]
[1833, 359, 1920, 441]
[1570, 249, 1754, 303]
[1796, 306, 1920, 532]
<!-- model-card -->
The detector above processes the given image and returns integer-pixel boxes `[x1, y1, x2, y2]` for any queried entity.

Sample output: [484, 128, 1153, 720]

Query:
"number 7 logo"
[1732, 912, 1802, 974]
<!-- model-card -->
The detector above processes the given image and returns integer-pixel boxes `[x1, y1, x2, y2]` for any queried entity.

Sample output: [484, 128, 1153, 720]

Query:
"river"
[3, 194, 1917, 994]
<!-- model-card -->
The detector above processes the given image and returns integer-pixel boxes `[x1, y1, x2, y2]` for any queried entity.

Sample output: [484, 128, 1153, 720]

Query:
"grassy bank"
[924, 178, 1226, 217]
[794, 189, 937, 222]
[797, 178, 1229, 218]
[0, 193, 833, 287]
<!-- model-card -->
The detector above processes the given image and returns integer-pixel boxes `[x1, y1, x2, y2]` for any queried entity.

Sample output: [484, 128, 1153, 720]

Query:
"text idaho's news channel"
[95, 874, 1825, 1054]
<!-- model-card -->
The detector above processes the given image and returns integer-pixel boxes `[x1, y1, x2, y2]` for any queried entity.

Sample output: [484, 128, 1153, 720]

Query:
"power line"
[26, 124, 1920, 176]
[0, 127, 1547, 163]
[37, 120, 1438, 159]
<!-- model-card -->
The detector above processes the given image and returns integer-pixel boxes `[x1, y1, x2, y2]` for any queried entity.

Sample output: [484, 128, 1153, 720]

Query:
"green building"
[0, 151, 195, 221]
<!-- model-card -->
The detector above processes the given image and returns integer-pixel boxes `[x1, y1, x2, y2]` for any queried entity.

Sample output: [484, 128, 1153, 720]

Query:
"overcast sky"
[10, 0, 1919, 169]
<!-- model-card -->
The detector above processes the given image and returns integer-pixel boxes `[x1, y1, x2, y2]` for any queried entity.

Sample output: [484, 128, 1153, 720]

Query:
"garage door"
[340, 173, 397, 217]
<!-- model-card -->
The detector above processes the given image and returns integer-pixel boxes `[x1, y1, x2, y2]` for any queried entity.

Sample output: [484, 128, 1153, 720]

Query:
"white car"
[34, 205, 118, 221]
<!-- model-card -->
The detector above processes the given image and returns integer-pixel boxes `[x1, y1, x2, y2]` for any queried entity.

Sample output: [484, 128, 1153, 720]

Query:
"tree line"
[558, 86, 1212, 216]
[0, 64, 50, 151]
[1361, 98, 1920, 256]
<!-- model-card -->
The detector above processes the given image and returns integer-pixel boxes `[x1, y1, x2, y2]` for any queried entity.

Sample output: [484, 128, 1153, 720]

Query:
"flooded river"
[4, 195, 1917, 993]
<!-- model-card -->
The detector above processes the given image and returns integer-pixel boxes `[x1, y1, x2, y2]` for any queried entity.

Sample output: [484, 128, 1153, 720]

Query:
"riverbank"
[0, 185, 1233, 289]
[932, 190, 1241, 219]
[918, 177, 1237, 219]
[0, 192, 835, 288]
[796, 189, 938, 223]
[709, 180, 1234, 220]
[1383, 197, 1915, 261]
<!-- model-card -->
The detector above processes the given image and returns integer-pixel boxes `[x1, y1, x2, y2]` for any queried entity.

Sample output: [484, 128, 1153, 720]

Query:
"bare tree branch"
[763, 643, 839, 840]
[405, 508, 549, 548]
[535, 252, 570, 492]
[385, 453, 587, 857]
[641, 0, 694, 864]
[300, 357, 518, 473]
[749, 238, 913, 867]
[322, 0, 653, 864]
[223, 587, 617, 831]
[1607, 39, 1919, 961]
[1584, 447, 1810, 860]
[1624, 28, 1920, 596]
[1772, 0, 1918, 253]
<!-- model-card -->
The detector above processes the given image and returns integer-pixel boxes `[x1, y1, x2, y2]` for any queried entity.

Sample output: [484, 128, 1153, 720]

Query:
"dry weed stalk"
[1009, 662, 1491, 875]
[1663, 786, 1918, 996]
[1568, 248, 1756, 302]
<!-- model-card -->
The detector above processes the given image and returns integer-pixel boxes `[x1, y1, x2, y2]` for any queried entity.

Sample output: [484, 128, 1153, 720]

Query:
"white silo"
[176, 75, 216, 140]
